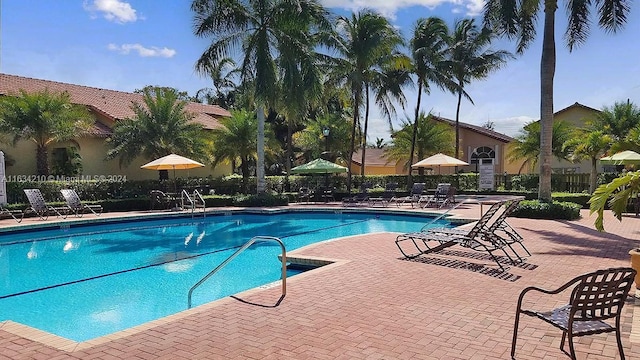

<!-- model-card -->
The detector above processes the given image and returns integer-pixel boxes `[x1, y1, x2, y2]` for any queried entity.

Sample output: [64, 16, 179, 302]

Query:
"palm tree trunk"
[539, 4, 556, 202]
[360, 84, 370, 178]
[590, 157, 597, 194]
[285, 117, 293, 192]
[409, 81, 423, 186]
[256, 104, 266, 194]
[347, 96, 360, 193]
[455, 90, 463, 159]
[36, 143, 49, 176]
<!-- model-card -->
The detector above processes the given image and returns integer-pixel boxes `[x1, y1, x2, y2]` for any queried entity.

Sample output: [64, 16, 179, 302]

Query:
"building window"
[470, 146, 495, 165]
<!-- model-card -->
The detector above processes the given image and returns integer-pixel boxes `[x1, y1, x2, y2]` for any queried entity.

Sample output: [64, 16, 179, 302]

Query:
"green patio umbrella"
[599, 150, 640, 165]
[290, 158, 348, 174]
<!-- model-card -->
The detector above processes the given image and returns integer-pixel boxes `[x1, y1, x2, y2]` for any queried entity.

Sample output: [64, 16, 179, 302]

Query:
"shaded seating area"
[395, 200, 525, 271]
[60, 189, 102, 217]
[512, 267, 636, 360]
[23, 189, 68, 220]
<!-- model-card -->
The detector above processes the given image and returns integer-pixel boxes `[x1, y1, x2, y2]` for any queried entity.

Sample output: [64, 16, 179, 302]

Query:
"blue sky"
[2, 0, 640, 141]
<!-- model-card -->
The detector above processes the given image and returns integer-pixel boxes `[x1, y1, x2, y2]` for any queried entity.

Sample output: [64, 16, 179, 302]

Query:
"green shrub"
[551, 192, 591, 208]
[232, 193, 289, 207]
[511, 200, 582, 220]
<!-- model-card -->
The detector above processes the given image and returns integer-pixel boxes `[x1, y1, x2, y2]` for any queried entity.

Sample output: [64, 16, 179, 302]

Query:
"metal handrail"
[181, 189, 194, 211]
[419, 197, 482, 232]
[187, 236, 286, 308]
[193, 189, 206, 217]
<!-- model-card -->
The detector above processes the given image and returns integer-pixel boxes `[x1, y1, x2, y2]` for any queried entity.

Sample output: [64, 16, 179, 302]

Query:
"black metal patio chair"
[60, 189, 102, 217]
[23, 189, 67, 220]
[511, 267, 636, 360]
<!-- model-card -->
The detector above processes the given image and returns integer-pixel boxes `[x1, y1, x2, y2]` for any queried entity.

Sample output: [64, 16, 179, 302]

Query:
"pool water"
[0, 211, 449, 341]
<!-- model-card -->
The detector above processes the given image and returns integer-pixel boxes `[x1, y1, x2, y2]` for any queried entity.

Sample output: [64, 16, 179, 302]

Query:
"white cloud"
[319, 0, 481, 18]
[107, 43, 176, 58]
[83, 0, 139, 23]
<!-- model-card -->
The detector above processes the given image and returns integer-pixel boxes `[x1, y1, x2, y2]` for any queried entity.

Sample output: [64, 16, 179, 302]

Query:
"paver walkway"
[0, 203, 638, 359]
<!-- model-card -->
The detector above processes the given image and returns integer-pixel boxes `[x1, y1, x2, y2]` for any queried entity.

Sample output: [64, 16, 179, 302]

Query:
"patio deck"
[0, 202, 638, 359]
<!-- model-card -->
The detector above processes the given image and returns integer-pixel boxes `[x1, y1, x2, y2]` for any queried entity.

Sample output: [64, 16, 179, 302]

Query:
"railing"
[420, 198, 480, 232]
[181, 189, 206, 217]
[187, 236, 287, 309]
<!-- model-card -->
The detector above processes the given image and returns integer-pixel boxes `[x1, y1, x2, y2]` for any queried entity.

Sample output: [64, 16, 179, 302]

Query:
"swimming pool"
[0, 210, 451, 342]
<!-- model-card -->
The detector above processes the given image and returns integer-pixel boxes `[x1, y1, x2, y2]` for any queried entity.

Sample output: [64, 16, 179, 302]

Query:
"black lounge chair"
[297, 187, 312, 203]
[0, 203, 23, 223]
[396, 200, 513, 271]
[342, 183, 371, 207]
[23, 189, 67, 220]
[60, 189, 102, 217]
[393, 182, 425, 208]
[150, 190, 172, 210]
[370, 183, 398, 207]
[512, 267, 636, 360]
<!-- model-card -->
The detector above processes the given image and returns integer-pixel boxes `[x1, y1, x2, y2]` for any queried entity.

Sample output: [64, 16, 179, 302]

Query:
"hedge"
[511, 200, 582, 220]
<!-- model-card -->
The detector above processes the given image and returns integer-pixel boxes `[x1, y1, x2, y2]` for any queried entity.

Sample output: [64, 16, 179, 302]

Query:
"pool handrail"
[188, 236, 287, 309]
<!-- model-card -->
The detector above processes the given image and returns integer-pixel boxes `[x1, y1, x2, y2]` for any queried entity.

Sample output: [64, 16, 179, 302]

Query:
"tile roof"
[431, 115, 515, 143]
[0, 73, 231, 130]
[351, 148, 392, 166]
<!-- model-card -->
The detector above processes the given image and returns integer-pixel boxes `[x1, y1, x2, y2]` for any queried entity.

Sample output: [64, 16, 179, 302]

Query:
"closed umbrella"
[141, 154, 205, 193]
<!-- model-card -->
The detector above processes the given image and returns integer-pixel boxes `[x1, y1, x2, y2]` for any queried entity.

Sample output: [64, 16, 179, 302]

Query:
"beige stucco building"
[0, 73, 232, 180]
[351, 116, 516, 175]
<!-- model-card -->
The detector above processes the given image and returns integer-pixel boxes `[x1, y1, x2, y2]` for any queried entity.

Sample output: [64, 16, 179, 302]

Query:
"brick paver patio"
[0, 202, 638, 359]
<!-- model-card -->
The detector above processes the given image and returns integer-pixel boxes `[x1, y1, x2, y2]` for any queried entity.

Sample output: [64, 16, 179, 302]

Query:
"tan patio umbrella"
[411, 153, 469, 174]
[141, 154, 205, 192]
[599, 150, 640, 166]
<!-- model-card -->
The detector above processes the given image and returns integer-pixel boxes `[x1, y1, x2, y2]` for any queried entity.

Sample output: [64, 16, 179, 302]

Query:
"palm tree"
[484, 0, 632, 202]
[0, 89, 93, 176]
[105, 87, 209, 179]
[408, 17, 452, 185]
[194, 57, 238, 107]
[508, 120, 574, 174]
[385, 113, 454, 172]
[293, 113, 352, 162]
[192, 0, 331, 194]
[446, 18, 513, 159]
[211, 109, 277, 188]
[563, 129, 612, 193]
[329, 10, 404, 190]
[593, 100, 640, 150]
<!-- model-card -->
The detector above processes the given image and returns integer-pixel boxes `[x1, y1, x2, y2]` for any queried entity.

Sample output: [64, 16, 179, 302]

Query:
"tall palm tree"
[0, 89, 93, 176]
[192, 0, 331, 194]
[105, 87, 209, 179]
[484, 0, 632, 202]
[508, 120, 574, 174]
[385, 113, 454, 172]
[563, 129, 612, 193]
[329, 10, 404, 190]
[408, 17, 452, 184]
[446, 18, 513, 159]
